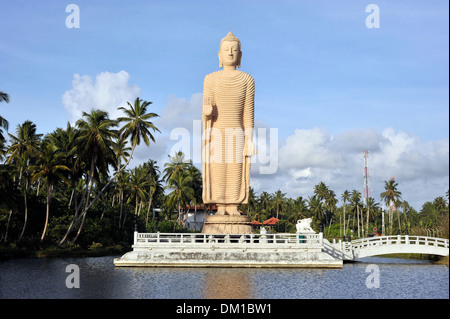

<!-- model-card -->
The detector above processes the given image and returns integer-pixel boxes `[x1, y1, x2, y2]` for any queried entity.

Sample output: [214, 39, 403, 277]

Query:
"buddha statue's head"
[218, 32, 242, 69]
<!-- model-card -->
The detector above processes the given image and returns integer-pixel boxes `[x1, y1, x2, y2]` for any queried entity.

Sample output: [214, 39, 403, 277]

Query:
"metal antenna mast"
[363, 150, 371, 206]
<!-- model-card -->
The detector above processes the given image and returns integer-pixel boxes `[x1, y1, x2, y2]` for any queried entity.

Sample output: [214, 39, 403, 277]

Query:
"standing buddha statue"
[201, 32, 257, 234]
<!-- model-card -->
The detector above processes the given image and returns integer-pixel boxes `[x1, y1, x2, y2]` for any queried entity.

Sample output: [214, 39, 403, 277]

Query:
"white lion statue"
[296, 218, 315, 233]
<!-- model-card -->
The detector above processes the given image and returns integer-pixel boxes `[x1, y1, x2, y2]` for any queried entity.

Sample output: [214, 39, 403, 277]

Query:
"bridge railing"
[134, 232, 323, 247]
[351, 235, 449, 250]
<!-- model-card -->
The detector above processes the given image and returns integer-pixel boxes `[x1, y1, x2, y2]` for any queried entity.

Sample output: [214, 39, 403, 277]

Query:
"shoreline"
[380, 253, 449, 265]
[0, 244, 130, 260]
[1, 245, 447, 266]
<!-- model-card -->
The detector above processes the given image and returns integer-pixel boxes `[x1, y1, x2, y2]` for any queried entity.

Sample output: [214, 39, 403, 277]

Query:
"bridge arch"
[350, 236, 449, 260]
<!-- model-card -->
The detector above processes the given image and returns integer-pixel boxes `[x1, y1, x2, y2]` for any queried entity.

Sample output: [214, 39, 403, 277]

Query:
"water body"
[0, 256, 448, 299]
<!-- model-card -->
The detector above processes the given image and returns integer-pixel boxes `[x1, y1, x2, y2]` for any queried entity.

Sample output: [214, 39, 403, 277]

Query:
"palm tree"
[186, 164, 202, 230]
[0, 91, 9, 103]
[0, 164, 18, 242]
[129, 165, 149, 218]
[116, 170, 131, 229]
[73, 98, 160, 234]
[0, 91, 9, 147]
[165, 171, 194, 229]
[258, 191, 272, 218]
[162, 151, 193, 227]
[0, 138, 7, 163]
[433, 196, 447, 214]
[324, 189, 337, 236]
[308, 195, 323, 223]
[7, 120, 42, 240]
[380, 178, 402, 235]
[143, 159, 162, 226]
[400, 200, 412, 233]
[271, 189, 286, 220]
[50, 124, 90, 246]
[365, 197, 379, 237]
[242, 187, 258, 217]
[341, 190, 351, 237]
[350, 190, 362, 237]
[433, 196, 447, 226]
[7, 120, 42, 180]
[47, 123, 82, 208]
[313, 182, 332, 229]
[117, 97, 160, 169]
[288, 196, 308, 224]
[29, 142, 70, 241]
[163, 151, 190, 183]
[69, 109, 118, 243]
[113, 135, 131, 169]
[314, 182, 329, 203]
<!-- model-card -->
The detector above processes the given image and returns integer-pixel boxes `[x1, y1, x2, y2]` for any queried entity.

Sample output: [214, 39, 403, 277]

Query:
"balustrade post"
[133, 231, 138, 245]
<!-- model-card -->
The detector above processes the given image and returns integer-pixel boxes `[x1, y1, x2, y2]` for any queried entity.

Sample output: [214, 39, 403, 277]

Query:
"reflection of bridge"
[114, 232, 449, 267]
[324, 235, 449, 261]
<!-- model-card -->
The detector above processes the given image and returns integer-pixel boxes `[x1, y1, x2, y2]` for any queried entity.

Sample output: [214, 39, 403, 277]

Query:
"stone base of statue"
[114, 230, 343, 268]
[201, 215, 253, 234]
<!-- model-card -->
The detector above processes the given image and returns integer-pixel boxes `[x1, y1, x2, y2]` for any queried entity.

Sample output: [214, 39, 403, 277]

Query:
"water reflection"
[0, 256, 448, 299]
[203, 268, 253, 299]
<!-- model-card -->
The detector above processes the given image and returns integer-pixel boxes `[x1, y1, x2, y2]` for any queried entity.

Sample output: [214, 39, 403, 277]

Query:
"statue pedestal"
[202, 215, 253, 234]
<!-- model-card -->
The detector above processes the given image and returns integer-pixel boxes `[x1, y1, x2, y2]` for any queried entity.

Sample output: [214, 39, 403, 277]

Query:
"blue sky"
[1, 0, 448, 209]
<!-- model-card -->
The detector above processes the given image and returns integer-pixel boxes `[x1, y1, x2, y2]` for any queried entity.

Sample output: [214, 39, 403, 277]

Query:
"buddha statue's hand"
[203, 96, 213, 118]
[244, 141, 257, 157]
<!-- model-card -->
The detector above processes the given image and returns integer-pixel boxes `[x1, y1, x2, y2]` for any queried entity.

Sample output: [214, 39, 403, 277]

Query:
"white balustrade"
[132, 232, 448, 261]
[134, 232, 323, 247]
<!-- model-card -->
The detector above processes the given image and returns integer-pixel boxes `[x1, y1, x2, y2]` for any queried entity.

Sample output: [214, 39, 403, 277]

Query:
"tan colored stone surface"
[201, 215, 253, 234]
[202, 32, 257, 234]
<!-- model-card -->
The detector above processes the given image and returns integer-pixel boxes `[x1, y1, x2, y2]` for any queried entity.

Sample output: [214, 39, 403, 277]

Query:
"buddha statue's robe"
[202, 70, 255, 206]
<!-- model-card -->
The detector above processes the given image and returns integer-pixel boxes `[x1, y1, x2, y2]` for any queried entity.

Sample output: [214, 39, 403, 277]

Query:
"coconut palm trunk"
[3, 210, 12, 243]
[357, 205, 360, 238]
[18, 180, 28, 240]
[145, 187, 154, 226]
[119, 190, 124, 228]
[71, 155, 96, 243]
[59, 181, 89, 245]
[366, 206, 370, 237]
[41, 183, 54, 242]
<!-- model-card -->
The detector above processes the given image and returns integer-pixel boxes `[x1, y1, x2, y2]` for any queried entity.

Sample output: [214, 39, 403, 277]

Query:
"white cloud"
[157, 93, 202, 131]
[62, 70, 141, 123]
[150, 94, 448, 209]
[372, 129, 449, 183]
[279, 127, 344, 170]
[251, 127, 449, 210]
[61, 75, 448, 209]
[148, 93, 203, 165]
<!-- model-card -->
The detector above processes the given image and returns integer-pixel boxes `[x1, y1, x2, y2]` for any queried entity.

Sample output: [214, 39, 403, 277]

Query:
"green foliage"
[1, 92, 449, 254]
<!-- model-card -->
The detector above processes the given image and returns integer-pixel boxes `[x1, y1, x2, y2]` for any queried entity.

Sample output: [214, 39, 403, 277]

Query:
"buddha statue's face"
[219, 40, 241, 68]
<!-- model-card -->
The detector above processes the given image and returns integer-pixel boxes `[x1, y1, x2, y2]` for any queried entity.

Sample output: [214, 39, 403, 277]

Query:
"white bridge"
[325, 235, 449, 261]
[114, 232, 449, 267]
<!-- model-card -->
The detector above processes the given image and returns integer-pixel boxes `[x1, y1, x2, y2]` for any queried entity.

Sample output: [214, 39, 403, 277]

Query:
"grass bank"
[381, 253, 449, 265]
[0, 244, 130, 260]
[433, 255, 449, 266]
